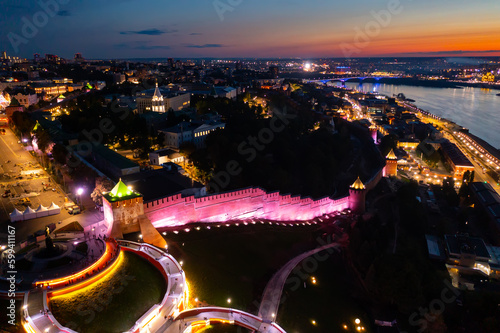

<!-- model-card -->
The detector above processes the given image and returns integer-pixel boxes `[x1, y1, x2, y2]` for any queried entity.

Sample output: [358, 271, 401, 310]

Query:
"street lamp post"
[76, 187, 84, 206]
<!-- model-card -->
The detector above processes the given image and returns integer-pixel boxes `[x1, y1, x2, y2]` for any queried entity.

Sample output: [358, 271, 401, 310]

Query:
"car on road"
[68, 205, 81, 215]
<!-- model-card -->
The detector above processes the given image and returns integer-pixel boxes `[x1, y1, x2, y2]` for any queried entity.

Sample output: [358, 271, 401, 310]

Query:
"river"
[340, 82, 500, 149]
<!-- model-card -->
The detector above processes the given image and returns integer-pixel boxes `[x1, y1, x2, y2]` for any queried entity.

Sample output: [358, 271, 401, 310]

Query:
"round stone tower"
[349, 176, 366, 215]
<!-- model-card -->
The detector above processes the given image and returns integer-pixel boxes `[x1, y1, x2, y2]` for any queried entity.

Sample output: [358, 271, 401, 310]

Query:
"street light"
[76, 187, 84, 206]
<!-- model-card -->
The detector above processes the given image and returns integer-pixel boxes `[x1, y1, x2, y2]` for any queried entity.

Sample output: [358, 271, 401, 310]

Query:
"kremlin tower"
[384, 149, 398, 177]
[349, 177, 366, 214]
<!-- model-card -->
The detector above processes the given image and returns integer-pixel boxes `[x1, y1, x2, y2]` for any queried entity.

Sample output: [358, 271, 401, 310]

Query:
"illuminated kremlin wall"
[144, 187, 351, 228]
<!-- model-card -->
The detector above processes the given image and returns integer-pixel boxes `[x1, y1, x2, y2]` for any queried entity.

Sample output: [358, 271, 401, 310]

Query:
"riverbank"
[346, 81, 500, 148]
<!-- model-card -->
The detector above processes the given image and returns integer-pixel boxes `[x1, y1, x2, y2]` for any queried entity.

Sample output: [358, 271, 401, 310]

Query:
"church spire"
[152, 80, 165, 112]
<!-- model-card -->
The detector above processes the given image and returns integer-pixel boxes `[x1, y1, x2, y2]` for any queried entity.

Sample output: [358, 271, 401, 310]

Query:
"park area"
[277, 254, 372, 332]
[50, 251, 166, 333]
[148, 220, 370, 332]
[161, 222, 323, 312]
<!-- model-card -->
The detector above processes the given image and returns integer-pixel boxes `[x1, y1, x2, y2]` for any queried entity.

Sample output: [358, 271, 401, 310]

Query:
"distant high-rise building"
[74, 53, 84, 62]
[33, 53, 41, 63]
[45, 54, 59, 63]
[235, 61, 243, 71]
[1, 51, 6, 59]
[168, 58, 174, 68]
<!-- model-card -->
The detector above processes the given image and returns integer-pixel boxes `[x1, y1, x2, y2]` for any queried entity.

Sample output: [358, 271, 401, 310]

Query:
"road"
[0, 126, 103, 243]
[449, 130, 500, 194]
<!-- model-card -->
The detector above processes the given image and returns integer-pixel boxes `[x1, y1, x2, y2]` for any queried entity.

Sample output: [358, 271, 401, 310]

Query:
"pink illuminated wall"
[144, 187, 350, 228]
[143, 168, 384, 228]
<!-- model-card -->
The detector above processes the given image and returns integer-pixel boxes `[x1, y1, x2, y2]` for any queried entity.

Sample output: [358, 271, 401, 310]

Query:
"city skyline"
[1, 0, 500, 59]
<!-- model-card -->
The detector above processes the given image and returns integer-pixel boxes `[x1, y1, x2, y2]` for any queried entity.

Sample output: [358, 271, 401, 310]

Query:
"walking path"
[165, 307, 287, 333]
[258, 241, 342, 322]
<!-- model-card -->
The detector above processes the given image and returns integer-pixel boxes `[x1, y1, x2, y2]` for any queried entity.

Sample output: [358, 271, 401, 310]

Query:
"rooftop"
[92, 145, 140, 170]
[445, 234, 491, 259]
[103, 179, 142, 203]
[440, 140, 473, 167]
[386, 149, 397, 160]
[122, 168, 203, 202]
[350, 177, 366, 190]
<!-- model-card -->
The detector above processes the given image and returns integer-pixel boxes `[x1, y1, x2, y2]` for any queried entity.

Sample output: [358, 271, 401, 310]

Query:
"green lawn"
[50, 251, 167, 333]
[161, 223, 328, 313]
[277, 254, 372, 333]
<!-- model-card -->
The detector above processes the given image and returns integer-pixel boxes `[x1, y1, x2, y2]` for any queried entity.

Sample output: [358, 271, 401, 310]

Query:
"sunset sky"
[1, 0, 500, 59]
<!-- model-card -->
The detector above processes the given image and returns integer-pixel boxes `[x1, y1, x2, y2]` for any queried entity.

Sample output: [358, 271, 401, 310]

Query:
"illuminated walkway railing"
[34, 239, 120, 289]
[171, 307, 287, 333]
[23, 240, 122, 333]
[117, 240, 187, 333]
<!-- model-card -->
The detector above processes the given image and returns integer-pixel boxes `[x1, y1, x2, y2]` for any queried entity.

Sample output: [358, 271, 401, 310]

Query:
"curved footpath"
[167, 307, 286, 333]
[21, 240, 187, 333]
[258, 241, 342, 322]
[24, 239, 121, 333]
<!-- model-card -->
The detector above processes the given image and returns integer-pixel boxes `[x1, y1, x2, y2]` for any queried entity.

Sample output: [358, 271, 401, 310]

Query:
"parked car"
[18, 198, 30, 206]
[68, 205, 81, 215]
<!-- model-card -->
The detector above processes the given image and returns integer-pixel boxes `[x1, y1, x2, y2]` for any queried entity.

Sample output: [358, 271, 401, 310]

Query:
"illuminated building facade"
[136, 85, 191, 113]
[482, 72, 495, 83]
[440, 140, 474, 178]
[32, 83, 67, 96]
[161, 120, 225, 149]
[152, 83, 165, 113]
[12, 91, 38, 108]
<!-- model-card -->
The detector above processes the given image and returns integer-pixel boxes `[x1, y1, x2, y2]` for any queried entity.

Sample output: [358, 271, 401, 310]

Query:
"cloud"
[57, 10, 71, 17]
[185, 44, 225, 49]
[114, 41, 171, 50]
[120, 28, 177, 36]
[190, 33, 203, 36]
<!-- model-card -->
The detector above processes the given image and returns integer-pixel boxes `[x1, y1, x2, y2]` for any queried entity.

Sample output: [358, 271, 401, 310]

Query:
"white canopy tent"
[35, 204, 49, 217]
[10, 209, 24, 222]
[47, 202, 61, 216]
[23, 206, 37, 220]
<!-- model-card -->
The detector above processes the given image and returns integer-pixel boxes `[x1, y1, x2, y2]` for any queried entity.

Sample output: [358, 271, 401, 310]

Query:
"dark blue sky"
[1, 0, 499, 59]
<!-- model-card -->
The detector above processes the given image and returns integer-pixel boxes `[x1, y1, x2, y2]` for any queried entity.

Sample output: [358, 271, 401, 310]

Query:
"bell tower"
[152, 82, 165, 113]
